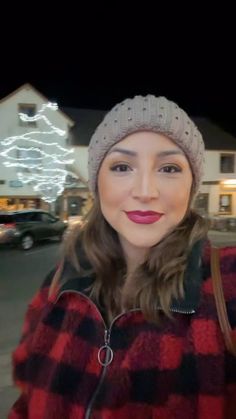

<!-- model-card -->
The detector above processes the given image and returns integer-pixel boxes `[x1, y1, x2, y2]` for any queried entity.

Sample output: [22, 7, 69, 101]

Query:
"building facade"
[1, 85, 236, 220]
[0, 84, 75, 213]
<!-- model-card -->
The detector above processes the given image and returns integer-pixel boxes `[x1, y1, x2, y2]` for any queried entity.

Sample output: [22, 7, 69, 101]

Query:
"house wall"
[0, 85, 75, 210]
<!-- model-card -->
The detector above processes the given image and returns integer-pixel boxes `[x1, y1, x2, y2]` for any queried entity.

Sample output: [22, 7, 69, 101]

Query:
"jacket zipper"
[170, 307, 195, 314]
[85, 328, 111, 419]
[85, 311, 136, 419]
[55, 289, 195, 418]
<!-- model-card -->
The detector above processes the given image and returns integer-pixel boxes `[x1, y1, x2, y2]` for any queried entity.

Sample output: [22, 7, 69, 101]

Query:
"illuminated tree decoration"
[0, 102, 78, 203]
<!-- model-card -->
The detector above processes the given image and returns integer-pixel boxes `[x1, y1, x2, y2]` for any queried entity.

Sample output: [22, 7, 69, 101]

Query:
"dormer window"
[18, 103, 37, 127]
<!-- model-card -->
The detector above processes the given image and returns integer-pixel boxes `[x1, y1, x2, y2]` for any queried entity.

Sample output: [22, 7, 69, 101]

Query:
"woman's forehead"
[108, 131, 185, 156]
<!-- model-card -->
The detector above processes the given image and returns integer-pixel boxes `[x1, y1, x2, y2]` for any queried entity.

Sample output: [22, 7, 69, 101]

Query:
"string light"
[0, 102, 77, 203]
[1, 146, 74, 164]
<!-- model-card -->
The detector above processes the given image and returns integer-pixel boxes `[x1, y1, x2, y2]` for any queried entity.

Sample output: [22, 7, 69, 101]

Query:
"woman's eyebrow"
[107, 147, 184, 157]
[157, 150, 185, 157]
[107, 147, 137, 156]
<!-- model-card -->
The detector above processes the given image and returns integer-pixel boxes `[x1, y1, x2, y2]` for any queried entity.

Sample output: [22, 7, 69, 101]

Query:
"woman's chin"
[123, 236, 163, 250]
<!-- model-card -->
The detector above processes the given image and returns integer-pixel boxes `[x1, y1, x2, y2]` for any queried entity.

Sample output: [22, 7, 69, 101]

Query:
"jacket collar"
[170, 239, 204, 313]
[57, 240, 206, 314]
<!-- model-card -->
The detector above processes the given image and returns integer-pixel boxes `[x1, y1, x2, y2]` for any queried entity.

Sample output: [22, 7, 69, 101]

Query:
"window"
[27, 212, 42, 222]
[18, 103, 37, 127]
[219, 194, 232, 214]
[12, 212, 36, 222]
[17, 147, 42, 172]
[220, 154, 235, 173]
[68, 196, 85, 216]
[14, 213, 31, 222]
[194, 193, 209, 215]
[41, 213, 56, 223]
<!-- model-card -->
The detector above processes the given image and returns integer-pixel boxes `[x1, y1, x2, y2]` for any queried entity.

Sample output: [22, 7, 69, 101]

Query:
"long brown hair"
[61, 197, 208, 324]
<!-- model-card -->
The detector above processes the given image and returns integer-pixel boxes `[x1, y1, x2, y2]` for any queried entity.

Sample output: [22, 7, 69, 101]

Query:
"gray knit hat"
[88, 95, 205, 194]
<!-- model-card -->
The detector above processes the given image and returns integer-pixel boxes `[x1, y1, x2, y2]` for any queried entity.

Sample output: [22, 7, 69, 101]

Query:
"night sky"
[1, 13, 236, 137]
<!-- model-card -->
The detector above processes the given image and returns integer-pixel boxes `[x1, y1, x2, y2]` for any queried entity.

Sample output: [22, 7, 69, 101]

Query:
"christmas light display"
[0, 102, 78, 203]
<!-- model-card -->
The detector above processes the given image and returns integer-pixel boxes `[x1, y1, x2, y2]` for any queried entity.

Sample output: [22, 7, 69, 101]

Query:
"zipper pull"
[98, 328, 113, 366]
[104, 329, 110, 346]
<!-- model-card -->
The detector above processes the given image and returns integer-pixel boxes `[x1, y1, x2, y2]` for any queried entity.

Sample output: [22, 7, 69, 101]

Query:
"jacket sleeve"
[8, 269, 56, 419]
[219, 246, 236, 419]
[203, 243, 236, 418]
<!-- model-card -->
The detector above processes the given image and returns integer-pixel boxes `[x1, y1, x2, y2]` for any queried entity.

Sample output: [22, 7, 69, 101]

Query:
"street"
[1, 231, 236, 417]
[0, 241, 62, 418]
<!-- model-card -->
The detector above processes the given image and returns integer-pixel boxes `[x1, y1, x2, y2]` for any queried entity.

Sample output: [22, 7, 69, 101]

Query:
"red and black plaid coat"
[9, 242, 236, 419]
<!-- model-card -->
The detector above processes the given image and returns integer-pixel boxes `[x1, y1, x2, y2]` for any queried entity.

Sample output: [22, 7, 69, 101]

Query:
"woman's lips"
[125, 211, 163, 224]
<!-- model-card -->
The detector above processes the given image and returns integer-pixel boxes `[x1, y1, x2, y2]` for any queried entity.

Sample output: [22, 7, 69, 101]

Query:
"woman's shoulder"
[202, 240, 236, 273]
[202, 239, 236, 263]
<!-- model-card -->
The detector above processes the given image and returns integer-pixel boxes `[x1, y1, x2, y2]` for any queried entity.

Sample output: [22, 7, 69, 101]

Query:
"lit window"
[219, 194, 232, 214]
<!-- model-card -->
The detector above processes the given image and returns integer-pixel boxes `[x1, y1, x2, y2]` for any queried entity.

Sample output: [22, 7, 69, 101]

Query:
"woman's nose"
[131, 171, 159, 201]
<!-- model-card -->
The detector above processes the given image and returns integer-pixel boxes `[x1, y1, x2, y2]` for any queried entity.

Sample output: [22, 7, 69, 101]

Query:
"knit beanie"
[88, 95, 205, 194]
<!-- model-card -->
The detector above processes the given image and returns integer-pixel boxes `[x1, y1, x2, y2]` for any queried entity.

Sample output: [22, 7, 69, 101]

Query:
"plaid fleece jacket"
[9, 242, 236, 419]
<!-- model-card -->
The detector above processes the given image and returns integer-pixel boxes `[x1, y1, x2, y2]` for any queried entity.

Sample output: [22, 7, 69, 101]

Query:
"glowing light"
[221, 179, 236, 188]
[0, 102, 77, 202]
[1, 145, 74, 162]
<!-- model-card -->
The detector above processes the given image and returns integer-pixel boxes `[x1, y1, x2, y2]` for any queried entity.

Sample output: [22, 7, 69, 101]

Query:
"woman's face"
[98, 131, 193, 257]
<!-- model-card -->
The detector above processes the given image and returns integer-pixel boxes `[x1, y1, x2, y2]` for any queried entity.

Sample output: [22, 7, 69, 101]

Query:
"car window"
[13, 212, 39, 222]
[41, 213, 56, 223]
[28, 212, 42, 222]
[14, 213, 30, 222]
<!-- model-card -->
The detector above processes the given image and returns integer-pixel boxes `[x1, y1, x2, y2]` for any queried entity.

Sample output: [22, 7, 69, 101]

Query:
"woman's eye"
[110, 164, 131, 172]
[160, 165, 181, 173]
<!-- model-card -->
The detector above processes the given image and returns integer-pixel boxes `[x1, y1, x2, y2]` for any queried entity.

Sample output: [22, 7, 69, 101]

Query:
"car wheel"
[20, 234, 34, 250]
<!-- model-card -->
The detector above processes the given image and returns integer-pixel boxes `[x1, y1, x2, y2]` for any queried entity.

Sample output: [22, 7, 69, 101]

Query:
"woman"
[9, 95, 236, 418]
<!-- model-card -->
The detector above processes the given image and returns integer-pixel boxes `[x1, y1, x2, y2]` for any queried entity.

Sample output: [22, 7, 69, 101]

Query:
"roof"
[62, 107, 107, 146]
[63, 107, 236, 151]
[193, 117, 236, 151]
[0, 84, 75, 126]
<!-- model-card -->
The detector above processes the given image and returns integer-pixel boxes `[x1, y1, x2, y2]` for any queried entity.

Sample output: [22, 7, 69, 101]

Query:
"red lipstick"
[125, 211, 163, 224]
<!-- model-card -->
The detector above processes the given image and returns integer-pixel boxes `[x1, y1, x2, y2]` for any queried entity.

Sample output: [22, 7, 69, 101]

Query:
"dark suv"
[0, 210, 67, 250]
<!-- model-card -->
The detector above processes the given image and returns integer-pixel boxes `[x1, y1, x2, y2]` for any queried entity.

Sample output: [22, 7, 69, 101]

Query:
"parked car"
[0, 209, 67, 250]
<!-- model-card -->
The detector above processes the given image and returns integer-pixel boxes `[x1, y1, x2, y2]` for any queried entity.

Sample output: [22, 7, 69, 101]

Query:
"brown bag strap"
[210, 246, 236, 356]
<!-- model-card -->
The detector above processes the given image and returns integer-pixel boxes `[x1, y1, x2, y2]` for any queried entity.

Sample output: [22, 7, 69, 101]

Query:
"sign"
[9, 180, 23, 188]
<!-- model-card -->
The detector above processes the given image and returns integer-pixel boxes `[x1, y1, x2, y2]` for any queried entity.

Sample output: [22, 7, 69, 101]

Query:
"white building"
[0, 84, 81, 213]
[193, 118, 236, 218]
